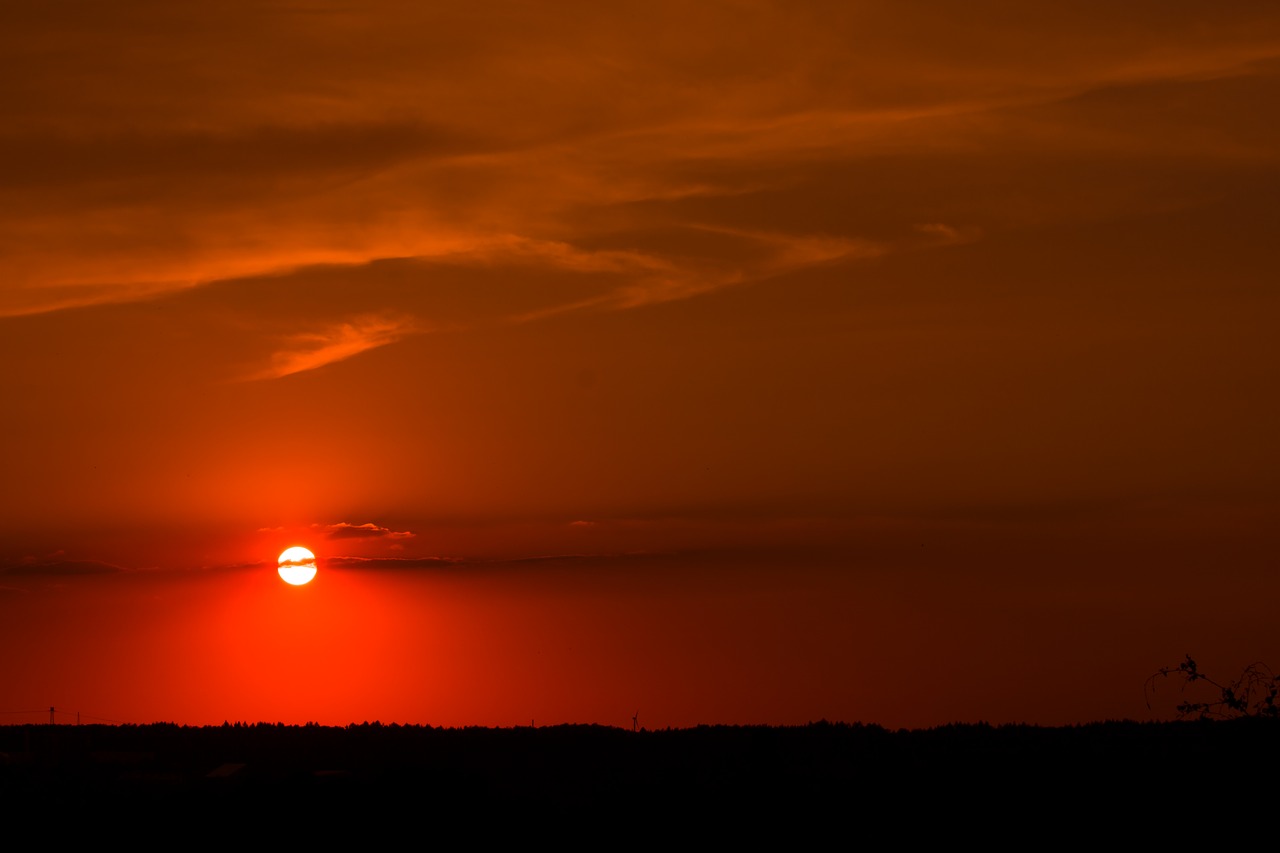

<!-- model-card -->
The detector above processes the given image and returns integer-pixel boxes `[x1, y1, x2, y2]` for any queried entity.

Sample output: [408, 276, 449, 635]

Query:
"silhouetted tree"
[1146, 655, 1280, 720]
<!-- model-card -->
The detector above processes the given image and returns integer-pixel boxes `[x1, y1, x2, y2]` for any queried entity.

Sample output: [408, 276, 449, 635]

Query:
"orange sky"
[1, 1, 1278, 728]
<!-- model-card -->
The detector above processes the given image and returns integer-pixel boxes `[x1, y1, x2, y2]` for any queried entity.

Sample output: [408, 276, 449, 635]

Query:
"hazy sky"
[2, 1, 1277, 728]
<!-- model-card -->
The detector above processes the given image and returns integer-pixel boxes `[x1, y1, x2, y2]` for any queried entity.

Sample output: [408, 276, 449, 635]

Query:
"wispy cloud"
[327, 556, 460, 570]
[248, 314, 419, 380]
[1, 5, 1276, 320]
[914, 223, 978, 246]
[1, 558, 124, 576]
[324, 551, 659, 570]
[317, 522, 416, 540]
[499, 227, 891, 323]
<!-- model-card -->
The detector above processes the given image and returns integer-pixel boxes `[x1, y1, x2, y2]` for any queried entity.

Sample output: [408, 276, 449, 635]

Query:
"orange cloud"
[2, 559, 123, 576]
[248, 315, 419, 380]
[4, 4, 1273, 321]
[319, 522, 416, 541]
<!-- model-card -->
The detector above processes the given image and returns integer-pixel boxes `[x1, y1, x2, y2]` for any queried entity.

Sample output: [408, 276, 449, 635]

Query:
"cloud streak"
[326, 556, 460, 570]
[248, 314, 419, 380]
[1, 3, 1274, 320]
[318, 522, 416, 540]
[1, 559, 124, 576]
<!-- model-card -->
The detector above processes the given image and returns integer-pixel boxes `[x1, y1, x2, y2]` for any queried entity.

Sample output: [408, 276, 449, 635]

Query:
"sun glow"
[277, 546, 317, 585]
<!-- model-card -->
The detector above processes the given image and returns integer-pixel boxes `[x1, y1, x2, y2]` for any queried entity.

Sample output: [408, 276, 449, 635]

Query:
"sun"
[277, 546, 317, 585]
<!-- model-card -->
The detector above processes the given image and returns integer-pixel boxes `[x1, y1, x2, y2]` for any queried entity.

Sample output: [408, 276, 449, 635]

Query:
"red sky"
[1, 1, 1278, 728]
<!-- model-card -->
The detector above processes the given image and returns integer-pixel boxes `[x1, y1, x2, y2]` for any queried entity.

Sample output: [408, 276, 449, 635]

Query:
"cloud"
[914, 223, 981, 247]
[248, 314, 418, 380]
[324, 552, 658, 570]
[1, 559, 124, 576]
[3, 2, 1271, 337]
[318, 522, 416, 540]
[0, 3, 1275, 321]
[502, 227, 891, 323]
[493, 551, 661, 565]
[327, 556, 459, 570]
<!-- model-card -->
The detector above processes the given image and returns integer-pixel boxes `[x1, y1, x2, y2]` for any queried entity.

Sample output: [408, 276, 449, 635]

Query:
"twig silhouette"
[1146, 655, 1280, 720]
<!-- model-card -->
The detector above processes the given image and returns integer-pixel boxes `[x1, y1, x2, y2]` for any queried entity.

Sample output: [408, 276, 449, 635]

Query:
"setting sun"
[277, 546, 317, 585]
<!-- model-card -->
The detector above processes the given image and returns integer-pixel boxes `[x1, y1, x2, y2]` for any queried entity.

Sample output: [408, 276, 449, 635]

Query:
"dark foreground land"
[2, 719, 1275, 840]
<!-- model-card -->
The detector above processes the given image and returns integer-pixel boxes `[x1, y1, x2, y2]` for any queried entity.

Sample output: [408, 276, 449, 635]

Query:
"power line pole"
[49, 706, 55, 725]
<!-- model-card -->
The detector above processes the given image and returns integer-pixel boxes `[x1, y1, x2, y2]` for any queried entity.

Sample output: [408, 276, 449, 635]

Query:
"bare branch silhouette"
[1146, 655, 1280, 720]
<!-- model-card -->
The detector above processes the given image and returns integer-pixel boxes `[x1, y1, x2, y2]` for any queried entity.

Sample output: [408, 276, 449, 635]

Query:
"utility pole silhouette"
[632, 711, 638, 732]
[49, 706, 55, 725]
